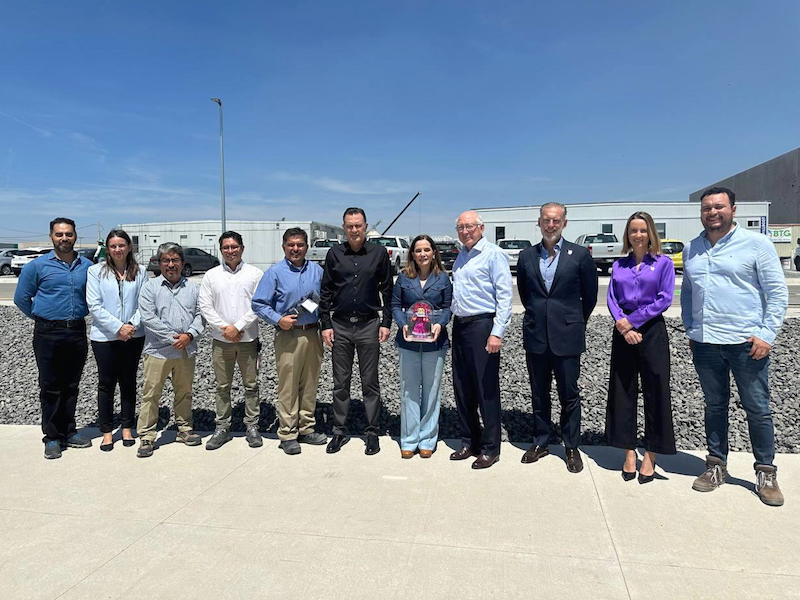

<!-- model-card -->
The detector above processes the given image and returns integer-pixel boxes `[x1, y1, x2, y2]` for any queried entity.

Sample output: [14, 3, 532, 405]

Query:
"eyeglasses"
[160, 258, 182, 265]
[455, 224, 480, 232]
[221, 245, 241, 251]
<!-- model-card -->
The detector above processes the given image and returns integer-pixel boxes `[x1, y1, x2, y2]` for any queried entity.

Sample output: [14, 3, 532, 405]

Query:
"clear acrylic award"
[404, 300, 439, 342]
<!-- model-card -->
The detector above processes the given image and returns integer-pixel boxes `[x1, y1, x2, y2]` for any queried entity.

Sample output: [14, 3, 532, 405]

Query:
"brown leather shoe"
[471, 454, 499, 469]
[521, 444, 549, 464]
[419, 449, 433, 459]
[450, 446, 476, 461]
[566, 448, 583, 473]
[401, 450, 414, 459]
[755, 465, 784, 507]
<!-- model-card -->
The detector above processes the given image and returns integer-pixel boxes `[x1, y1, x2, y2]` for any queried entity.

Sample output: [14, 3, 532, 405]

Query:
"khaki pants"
[137, 353, 196, 442]
[274, 328, 323, 440]
[211, 339, 260, 428]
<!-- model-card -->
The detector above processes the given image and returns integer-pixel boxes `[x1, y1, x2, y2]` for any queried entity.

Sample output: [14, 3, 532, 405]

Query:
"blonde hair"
[403, 234, 445, 278]
[622, 212, 662, 255]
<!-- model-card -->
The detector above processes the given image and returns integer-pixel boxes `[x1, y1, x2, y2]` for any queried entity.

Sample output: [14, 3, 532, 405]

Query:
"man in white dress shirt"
[199, 231, 264, 450]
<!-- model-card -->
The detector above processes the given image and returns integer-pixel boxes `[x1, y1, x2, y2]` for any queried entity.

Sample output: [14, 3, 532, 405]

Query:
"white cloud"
[272, 172, 415, 195]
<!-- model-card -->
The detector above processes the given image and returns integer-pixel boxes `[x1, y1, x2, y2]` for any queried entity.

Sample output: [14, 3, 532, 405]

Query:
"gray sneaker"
[692, 456, 727, 492]
[44, 440, 62, 460]
[298, 431, 327, 445]
[245, 425, 263, 448]
[205, 428, 231, 451]
[137, 440, 155, 458]
[175, 431, 202, 446]
[755, 465, 784, 507]
[279, 439, 301, 455]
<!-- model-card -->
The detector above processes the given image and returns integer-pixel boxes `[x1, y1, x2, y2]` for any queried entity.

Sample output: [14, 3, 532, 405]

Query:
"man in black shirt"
[320, 207, 393, 455]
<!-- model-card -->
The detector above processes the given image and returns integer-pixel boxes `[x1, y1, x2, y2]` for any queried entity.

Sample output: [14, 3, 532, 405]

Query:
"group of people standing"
[13, 185, 789, 507]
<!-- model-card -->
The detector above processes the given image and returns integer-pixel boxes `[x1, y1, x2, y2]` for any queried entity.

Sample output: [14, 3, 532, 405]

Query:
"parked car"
[148, 247, 219, 277]
[367, 235, 410, 275]
[77, 248, 100, 264]
[307, 238, 340, 264]
[574, 233, 626, 274]
[497, 239, 532, 272]
[11, 247, 49, 276]
[792, 238, 800, 272]
[660, 239, 684, 271]
[0, 249, 25, 276]
[435, 241, 460, 272]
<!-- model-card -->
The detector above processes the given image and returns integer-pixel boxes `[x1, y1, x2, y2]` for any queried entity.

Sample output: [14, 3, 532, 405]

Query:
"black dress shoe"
[471, 454, 500, 469]
[326, 434, 349, 454]
[122, 438, 136, 447]
[566, 448, 584, 473]
[365, 433, 380, 455]
[449, 446, 477, 461]
[622, 469, 637, 482]
[638, 461, 656, 484]
[100, 441, 114, 452]
[521, 444, 549, 464]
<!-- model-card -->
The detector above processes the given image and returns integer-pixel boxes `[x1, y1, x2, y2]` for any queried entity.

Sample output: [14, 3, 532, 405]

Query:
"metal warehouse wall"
[690, 147, 800, 224]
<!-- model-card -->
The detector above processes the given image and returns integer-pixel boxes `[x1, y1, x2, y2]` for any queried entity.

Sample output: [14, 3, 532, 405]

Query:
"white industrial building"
[474, 201, 771, 245]
[119, 220, 344, 271]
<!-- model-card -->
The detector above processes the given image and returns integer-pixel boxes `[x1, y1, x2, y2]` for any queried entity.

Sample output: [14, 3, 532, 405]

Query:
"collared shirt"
[139, 275, 204, 358]
[607, 253, 675, 329]
[199, 260, 264, 343]
[319, 241, 393, 329]
[681, 224, 788, 345]
[252, 258, 323, 327]
[451, 237, 513, 338]
[539, 237, 563, 293]
[86, 263, 148, 342]
[14, 250, 92, 320]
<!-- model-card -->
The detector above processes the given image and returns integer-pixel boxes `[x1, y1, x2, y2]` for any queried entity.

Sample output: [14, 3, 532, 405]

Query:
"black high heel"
[638, 461, 657, 484]
[622, 469, 636, 482]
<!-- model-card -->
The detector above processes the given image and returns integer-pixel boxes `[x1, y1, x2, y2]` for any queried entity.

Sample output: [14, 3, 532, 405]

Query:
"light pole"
[211, 98, 226, 233]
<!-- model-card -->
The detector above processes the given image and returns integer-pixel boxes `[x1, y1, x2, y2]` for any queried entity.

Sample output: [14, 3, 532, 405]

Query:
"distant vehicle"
[0, 249, 25, 276]
[792, 238, 800, 272]
[77, 248, 100, 264]
[307, 239, 340, 265]
[497, 239, 532, 272]
[574, 233, 626, 274]
[367, 235, 410, 275]
[660, 239, 685, 271]
[148, 247, 219, 277]
[435, 241, 460, 272]
[11, 247, 49, 276]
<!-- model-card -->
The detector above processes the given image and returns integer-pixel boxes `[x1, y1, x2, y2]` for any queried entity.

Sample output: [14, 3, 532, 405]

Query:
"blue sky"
[2, 1, 799, 243]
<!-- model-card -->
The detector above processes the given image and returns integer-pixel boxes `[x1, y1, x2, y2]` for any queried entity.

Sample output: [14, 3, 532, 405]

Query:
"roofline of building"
[471, 200, 770, 211]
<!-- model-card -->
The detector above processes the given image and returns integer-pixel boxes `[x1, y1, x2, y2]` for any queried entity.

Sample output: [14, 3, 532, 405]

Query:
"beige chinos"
[274, 327, 323, 440]
[137, 353, 196, 442]
[211, 339, 260, 428]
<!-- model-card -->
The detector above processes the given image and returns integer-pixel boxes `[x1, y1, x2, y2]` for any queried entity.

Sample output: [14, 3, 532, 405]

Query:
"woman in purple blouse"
[606, 211, 677, 484]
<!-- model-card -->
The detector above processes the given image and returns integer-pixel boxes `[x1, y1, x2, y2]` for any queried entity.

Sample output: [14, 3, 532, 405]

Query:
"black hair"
[50, 217, 76, 232]
[342, 207, 367, 222]
[219, 231, 244, 247]
[283, 227, 308, 244]
[700, 186, 736, 207]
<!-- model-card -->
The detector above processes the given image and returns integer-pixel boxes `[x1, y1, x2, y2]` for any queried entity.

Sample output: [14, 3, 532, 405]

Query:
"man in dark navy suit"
[516, 202, 598, 473]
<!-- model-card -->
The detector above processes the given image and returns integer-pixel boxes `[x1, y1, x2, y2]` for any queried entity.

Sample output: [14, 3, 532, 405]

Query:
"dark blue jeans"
[692, 341, 775, 468]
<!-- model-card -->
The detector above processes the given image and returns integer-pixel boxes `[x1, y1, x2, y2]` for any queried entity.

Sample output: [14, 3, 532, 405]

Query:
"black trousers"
[33, 320, 88, 443]
[331, 315, 381, 435]
[526, 349, 582, 449]
[452, 315, 502, 456]
[92, 337, 145, 432]
[605, 316, 676, 454]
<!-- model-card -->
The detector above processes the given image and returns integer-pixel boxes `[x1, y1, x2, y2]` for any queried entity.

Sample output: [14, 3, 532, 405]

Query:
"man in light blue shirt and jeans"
[682, 187, 788, 506]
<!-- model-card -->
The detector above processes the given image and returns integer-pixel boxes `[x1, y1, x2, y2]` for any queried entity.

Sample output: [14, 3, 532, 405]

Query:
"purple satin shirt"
[607, 253, 675, 329]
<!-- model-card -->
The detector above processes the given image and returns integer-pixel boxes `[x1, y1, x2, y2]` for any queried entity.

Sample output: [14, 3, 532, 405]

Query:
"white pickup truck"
[307, 239, 340, 265]
[367, 235, 410, 275]
[574, 233, 626, 274]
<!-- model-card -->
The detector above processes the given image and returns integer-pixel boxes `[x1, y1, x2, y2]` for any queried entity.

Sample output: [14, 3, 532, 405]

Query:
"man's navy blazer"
[516, 239, 598, 356]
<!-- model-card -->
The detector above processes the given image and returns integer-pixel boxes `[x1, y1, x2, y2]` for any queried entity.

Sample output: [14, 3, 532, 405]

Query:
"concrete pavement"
[0, 424, 798, 600]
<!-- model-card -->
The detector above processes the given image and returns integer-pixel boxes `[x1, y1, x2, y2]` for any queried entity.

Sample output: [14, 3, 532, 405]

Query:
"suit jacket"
[391, 271, 453, 351]
[517, 239, 598, 356]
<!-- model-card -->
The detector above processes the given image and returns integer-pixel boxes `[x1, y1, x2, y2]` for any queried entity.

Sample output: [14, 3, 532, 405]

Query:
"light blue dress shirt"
[681, 224, 788, 345]
[86, 263, 147, 342]
[139, 275, 204, 358]
[252, 258, 323, 327]
[451, 237, 513, 338]
[539, 237, 563, 293]
[14, 251, 91, 320]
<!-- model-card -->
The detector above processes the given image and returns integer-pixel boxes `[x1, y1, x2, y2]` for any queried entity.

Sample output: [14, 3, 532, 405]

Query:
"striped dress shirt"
[139, 275, 205, 358]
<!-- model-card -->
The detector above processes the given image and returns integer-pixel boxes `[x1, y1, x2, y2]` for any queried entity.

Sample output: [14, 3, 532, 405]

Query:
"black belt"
[291, 323, 319, 330]
[35, 317, 86, 329]
[454, 312, 495, 324]
[334, 312, 377, 324]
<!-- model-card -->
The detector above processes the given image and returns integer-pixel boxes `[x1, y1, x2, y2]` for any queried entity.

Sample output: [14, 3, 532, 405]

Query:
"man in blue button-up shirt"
[253, 228, 326, 455]
[14, 217, 93, 459]
[682, 187, 788, 507]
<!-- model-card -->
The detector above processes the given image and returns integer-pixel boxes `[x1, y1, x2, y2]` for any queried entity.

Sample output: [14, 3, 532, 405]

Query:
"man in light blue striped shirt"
[137, 243, 205, 458]
[682, 187, 788, 506]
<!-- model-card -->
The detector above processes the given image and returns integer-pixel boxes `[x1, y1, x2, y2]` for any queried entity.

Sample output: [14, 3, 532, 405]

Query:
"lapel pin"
[568, 249, 573, 255]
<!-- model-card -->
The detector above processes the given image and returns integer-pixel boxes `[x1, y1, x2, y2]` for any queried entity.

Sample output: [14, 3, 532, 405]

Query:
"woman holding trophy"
[391, 234, 453, 459]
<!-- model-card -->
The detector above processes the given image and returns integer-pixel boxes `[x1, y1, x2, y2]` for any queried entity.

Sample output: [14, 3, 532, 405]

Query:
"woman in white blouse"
[86, 230, 147, 451]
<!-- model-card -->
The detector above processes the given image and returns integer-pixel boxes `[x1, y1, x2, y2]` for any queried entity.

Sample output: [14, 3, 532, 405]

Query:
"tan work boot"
[692, 455, 727, 492]
[755, 465, 784, 507]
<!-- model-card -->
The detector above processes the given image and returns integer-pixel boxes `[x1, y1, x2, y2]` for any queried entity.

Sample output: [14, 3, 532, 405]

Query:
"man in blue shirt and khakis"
[682, 187, 788, 506]
[14, 217, 94, 459]
[252, 227, 327, 455]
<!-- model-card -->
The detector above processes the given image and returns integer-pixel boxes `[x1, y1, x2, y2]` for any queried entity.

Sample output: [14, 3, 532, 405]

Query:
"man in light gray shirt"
[137, 243, 204, 458]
